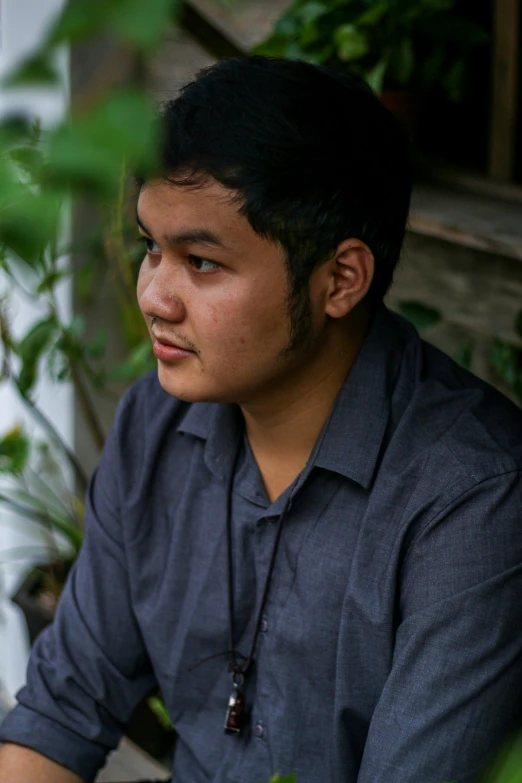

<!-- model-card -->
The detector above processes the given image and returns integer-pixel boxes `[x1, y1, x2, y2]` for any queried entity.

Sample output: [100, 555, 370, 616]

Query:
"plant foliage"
[253, 0, 488, 98]
[0, 0, 177, 577]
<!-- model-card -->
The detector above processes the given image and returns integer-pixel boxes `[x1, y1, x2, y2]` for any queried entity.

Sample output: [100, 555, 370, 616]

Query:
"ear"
[323, 238, 374, 319]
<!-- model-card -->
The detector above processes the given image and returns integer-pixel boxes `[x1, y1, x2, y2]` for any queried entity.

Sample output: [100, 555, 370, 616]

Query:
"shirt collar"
[178, 400, 242, 482]
[177, 306, 415, 489]
[311, 305, 413, 489]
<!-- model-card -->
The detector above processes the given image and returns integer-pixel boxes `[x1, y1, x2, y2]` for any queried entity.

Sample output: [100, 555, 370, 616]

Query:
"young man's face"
[137, 178, 323, 404]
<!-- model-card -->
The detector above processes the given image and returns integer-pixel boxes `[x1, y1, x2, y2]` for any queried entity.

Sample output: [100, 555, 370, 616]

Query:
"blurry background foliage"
[0, 0, 181, 571]
[253, 0, 488, 100]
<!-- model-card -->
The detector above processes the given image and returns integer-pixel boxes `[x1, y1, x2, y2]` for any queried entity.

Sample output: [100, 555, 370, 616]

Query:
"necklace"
[223, 442, 295, 735]
[222, 398, 333, 734]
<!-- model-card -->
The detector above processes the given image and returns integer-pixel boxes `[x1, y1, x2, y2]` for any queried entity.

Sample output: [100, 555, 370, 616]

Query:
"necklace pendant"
[224, 683, 245, 735]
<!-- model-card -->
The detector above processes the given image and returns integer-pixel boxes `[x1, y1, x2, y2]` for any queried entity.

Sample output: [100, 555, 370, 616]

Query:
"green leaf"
[47, 1, 109, 45]
[45, 89, 159, 195]
[334, 24, 369, 62]
[366, 57, 389, 93]
[0, 490, 83, 552]
[16, 316, 58, 395]
[296, 2, 327, 26]
[0, 116, 37, 149]
[251, 33, 294, 57]
[106, 339, 154, 382]
[106, 0, 177, 51]
[36, 268, 70, 295]
[9, 146, 45, 176]
[85, 329, 107, 359]
[268, 775, 297, 783]
[285, 41, 309, 61]
[49, 0, 177, 51]
[299, 22, 322, 48]
[0, 183, 62, 266]
[23, 463, 75, 522]
[0, 425, 30, 475]
[481, 731, 522, 782]
[300, 45, 334, 65]
[2, 53, 60, 88]
[274, 15, 299, 37]
[54, 325, 86, 366]
[148, 695, 174, 731]
[398, 301, 442, 331]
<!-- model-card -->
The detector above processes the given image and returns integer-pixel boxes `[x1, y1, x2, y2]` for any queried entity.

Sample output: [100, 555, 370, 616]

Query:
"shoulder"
[391, 315, 522, 488]
[377, 314, 522, 554]
[385, 322, 522, 607]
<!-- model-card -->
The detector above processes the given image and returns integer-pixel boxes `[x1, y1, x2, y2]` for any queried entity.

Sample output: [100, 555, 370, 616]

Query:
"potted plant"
[252, 0, 488, 136]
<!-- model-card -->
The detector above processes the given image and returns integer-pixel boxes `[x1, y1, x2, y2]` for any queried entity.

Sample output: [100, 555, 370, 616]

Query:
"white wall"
[0, 0, 70, 700]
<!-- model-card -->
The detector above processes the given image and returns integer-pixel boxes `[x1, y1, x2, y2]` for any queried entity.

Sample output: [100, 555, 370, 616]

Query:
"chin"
[156, 364, 227, 404]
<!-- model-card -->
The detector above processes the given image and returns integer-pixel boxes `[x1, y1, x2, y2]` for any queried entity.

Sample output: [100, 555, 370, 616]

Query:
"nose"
[138, 261, 187, 324]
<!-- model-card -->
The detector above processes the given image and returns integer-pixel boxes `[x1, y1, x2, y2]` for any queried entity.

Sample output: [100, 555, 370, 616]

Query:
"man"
[1, 56, 522, 783]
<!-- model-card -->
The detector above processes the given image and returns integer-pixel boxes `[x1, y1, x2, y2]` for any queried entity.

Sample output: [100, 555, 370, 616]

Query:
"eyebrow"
[136, 211, 226, 250]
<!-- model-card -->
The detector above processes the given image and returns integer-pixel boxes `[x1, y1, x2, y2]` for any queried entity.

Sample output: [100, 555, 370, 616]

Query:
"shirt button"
[260, 617, 268, 633]
[254, 722, 265, 739]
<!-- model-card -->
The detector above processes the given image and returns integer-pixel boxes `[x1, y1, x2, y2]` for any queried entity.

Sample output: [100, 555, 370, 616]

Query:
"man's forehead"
[139, 175, 238, 207]
[138, 179, 244, 225]
[136, 180, 260, 253]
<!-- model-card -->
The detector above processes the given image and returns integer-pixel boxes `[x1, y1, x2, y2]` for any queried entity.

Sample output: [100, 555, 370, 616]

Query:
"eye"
[137, 235, 161, 254]
[188, 255, 221, 273]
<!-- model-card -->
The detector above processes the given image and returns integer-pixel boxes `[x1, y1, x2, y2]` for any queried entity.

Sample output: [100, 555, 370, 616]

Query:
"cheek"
[200, 282, 287, 353]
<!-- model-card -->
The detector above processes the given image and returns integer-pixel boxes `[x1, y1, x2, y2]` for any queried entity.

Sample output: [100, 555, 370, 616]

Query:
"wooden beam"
[179, 1, 244, 61]
[489, 0, 519, 181]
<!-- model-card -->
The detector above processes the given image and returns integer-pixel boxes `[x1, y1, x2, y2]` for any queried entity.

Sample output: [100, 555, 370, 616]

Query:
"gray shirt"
[2, 305, 522, 783]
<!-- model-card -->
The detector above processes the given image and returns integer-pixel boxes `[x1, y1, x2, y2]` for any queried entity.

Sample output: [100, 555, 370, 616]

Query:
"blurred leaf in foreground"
[479, 731, 522, 782]
[0, 425, 30, 475]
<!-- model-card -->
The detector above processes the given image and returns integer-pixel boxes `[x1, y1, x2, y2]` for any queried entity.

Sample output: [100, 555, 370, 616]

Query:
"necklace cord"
[226, 440, 293, 678]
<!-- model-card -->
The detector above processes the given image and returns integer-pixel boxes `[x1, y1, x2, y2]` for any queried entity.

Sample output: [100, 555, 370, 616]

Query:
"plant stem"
[47, 282, 106, 463]
[16, 384, 89, 495]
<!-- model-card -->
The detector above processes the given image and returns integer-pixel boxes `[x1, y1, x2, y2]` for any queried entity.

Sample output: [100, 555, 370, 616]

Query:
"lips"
[151, 330, 196, 364]
[153, 332, 192, 351]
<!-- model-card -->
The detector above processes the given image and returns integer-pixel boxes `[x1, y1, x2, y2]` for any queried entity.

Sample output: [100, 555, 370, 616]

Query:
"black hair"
[152, 55, 412, 350]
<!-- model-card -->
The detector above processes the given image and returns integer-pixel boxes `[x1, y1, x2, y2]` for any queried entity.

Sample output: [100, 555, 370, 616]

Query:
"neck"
[240, 308, 371, 468]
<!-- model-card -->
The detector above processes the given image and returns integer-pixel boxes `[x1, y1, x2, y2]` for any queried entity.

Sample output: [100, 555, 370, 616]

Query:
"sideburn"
[280, 282, 313, 357]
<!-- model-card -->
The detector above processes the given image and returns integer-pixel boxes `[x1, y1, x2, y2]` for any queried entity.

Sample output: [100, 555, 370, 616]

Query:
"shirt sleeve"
[357, 470, 522, 783]
[0, 386, 157, 783]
